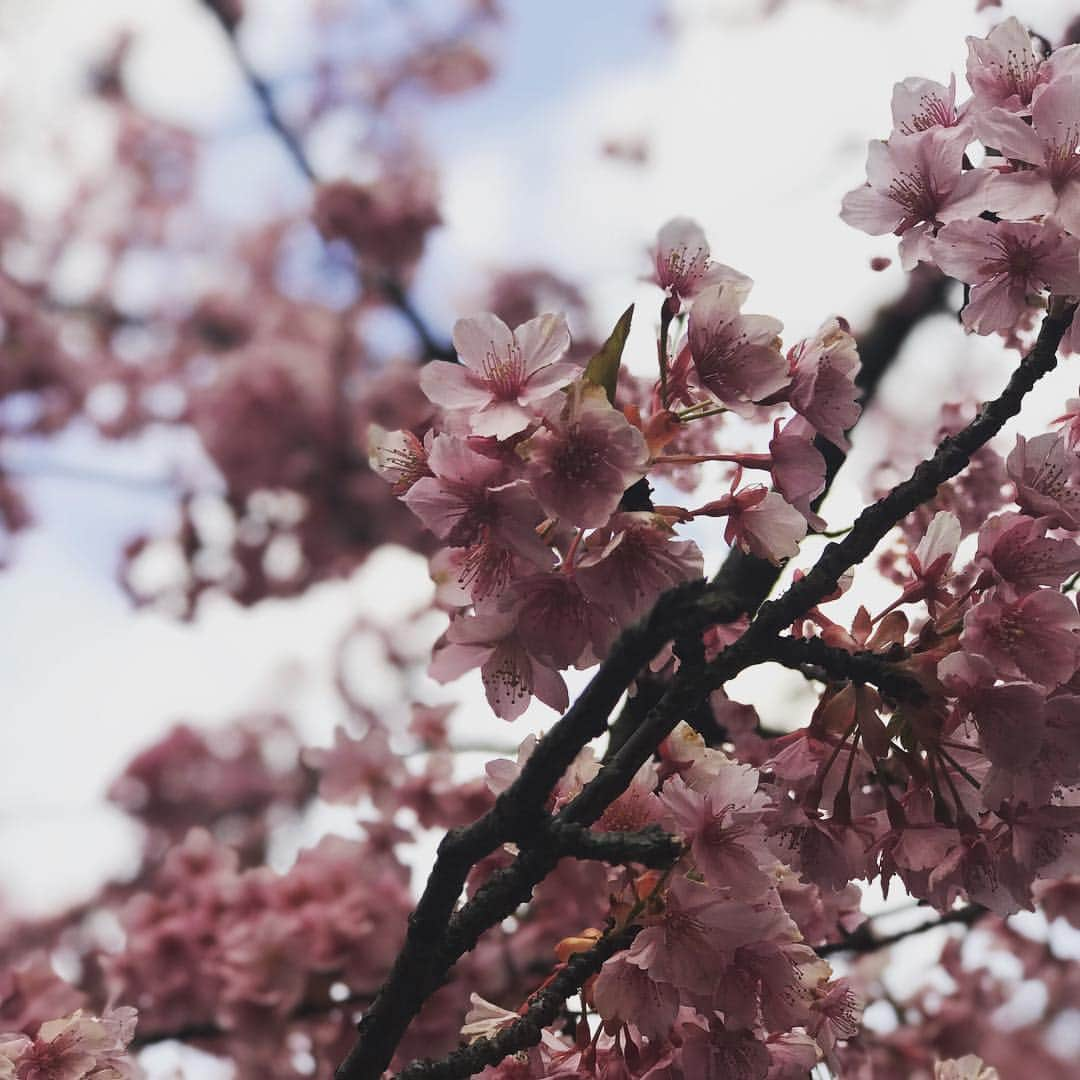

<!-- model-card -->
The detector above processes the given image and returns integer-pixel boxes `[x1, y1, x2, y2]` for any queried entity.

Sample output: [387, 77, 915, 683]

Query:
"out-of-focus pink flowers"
[935, 1055, 1000, 1080]
[313, 169, 441, 273]
[650, 217, 751, 309]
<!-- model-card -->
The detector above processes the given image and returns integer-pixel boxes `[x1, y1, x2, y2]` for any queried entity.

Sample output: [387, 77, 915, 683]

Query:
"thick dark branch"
[394, 923, 641, 1080]
[765, 637, 927, 703]
[817, 904, 985, 958]
[337, 307, 1075, 1079]
[544, 822, 682, 868]
[335, 580, 710, 1080]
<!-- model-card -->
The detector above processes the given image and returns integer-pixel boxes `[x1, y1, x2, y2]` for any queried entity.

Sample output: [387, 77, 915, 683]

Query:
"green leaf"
[584, 304, 634, 405]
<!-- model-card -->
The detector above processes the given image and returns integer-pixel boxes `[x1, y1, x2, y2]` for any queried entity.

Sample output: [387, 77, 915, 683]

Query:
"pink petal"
[962, 275, 1029, 335]
[977, 107, 1045, 163]
[419, 361, 495, 410]
[452, 313, 516, 375]
[469, 400, 534, 440]
[986, 170, 1056, 220]
[514, 312, 571, 374]
[840, 184, 905, 235]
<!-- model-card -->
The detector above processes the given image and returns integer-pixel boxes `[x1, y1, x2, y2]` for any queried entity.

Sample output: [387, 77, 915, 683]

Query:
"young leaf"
[584, 303, 634, 404]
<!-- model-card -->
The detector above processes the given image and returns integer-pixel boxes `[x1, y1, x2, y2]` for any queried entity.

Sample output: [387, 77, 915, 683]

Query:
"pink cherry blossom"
[1054, 396, 1080, 448]
[419, 312, 578, 439]
[1006, 432, 1080, 530]
[965, 17, 1080, 113]
[678, 1018, 771, 1080]
[627, 876, 792, 994]
[686, 284, 788, 415]
[949, 667, 1047, 769]
[840, 129, 995, 269]
[592, 953, 679, 1041]
[807, 979, 862, 1067]
[521, 382, 649, 528]
[369, 427, 432, 495]
[879, 509, 961, 616]
[403, 434, 554, 598]
[977, 76, 1080, 234]
[574, 512, 704, 626]
[695, 486, 807, 565]
[891, 75, 966, 136]
[975, 512, 1080, 594]
[430, 610, 569, 721]
[650, 217, 751, 308]
[768, 418, 827, 529]
[460, 994, 520, 1042]
[765, 1033, 823, 1078]
[498, 572, 616, 669]
[932, 220, 1080, 335]
[961, 587, 1080, 689]
[659, 772, 774, 893]
[787, 318, 861, 452]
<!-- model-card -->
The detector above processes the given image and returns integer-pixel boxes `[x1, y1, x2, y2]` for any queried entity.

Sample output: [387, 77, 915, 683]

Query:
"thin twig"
[198, 0, 454, 362]
[817, 904, 985, 958]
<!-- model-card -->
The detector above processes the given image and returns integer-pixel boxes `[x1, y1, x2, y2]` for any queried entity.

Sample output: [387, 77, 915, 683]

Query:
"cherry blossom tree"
[6, 3, 1080, 1079]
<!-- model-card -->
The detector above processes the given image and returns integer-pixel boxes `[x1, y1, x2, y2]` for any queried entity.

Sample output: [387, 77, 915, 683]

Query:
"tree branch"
[764, 637, 927, 703]
[706, 266, 951, 634]
[543, 822, 682, 868]
[197, 0, 455, 363]
[394, 923, 641, 1080]
[816, 904, 985, 958]
[336, 303, 1076, 1079]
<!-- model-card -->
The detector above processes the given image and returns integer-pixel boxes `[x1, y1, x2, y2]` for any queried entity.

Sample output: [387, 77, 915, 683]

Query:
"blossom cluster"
[374, 217, 862, 719]
[842, 16, 1080, 344]
[469, 728, 865, 1076]
[0, 1006, 139, 1080]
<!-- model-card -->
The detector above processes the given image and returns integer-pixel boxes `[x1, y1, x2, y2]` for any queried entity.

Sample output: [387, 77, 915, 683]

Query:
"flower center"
[553, 426, 606, 481]
[898, 92, 955, 135]
[887, 168, 940, 229]
[481, 339, 526, 399]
